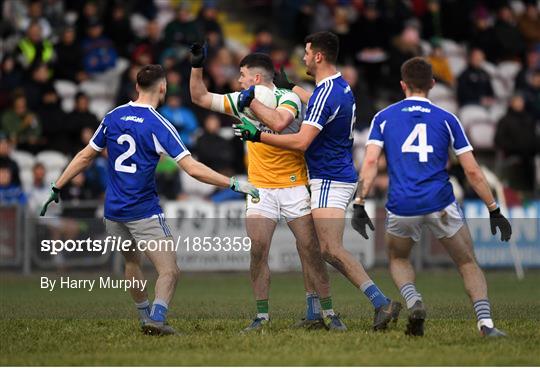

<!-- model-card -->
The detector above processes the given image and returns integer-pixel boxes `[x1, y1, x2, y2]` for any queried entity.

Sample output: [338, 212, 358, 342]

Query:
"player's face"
[238, 66, 259, 89]
[304, 43, 316, 76]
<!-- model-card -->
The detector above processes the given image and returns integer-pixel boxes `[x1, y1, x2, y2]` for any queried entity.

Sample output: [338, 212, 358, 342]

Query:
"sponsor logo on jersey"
[401, 106, 431, 113]
[121, 115, 144, 123]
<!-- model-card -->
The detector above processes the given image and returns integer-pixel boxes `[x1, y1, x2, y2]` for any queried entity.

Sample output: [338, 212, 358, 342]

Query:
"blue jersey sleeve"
[445, 113, 473, 155]
[150, 109, 191, 161]
[303, 85, 333, 130]
[366, 112, 385, 147]
[89, 118, 106, 151]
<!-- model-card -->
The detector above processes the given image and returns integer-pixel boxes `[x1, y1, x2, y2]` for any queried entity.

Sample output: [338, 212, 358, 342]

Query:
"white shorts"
[246, 185, 311, 222]
[386, 201, 465, 242]
[309, 179, 357, 210]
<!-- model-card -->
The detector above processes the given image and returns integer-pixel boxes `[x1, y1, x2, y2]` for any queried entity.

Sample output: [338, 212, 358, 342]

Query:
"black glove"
[274, 66, 295, 90]
[351, 204, 375, 239]
[489, 207, 512, 241]
[190, 42, 207, 68]
[40, 185, 60, 216]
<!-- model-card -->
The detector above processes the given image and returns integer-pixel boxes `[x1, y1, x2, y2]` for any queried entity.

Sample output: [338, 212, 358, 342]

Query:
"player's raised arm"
[189, 43, 216, 110]
[457, 151, 511, 241]
[40, 144, 100, 216]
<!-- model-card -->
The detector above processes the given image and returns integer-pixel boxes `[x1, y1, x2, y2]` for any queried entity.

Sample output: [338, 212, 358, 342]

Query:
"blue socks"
[306, 292, 321, 320]
[360, 280, 390, 309]
[150, 299, 168, 322]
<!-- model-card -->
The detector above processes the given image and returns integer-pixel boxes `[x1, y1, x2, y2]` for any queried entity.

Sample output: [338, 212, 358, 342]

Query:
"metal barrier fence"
[1, 199, 539, 275]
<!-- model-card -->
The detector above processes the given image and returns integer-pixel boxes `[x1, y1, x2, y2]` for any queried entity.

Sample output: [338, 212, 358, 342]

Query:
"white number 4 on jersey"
[401, 123, 433, 162]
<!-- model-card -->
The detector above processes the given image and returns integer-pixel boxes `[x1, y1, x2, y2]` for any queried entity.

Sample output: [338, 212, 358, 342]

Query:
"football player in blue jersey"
[40, 65, 259, 336]
[235, 31, 402, 331]
[354, 57, 512, 337]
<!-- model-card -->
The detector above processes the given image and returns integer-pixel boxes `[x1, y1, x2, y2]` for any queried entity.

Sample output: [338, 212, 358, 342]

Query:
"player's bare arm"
[189, 67, 213, 109]
[350, 145, 381, 239]
[40, 144, 100, 216]
[248, 99, 294, 132]
[292, 86, 312, 105]
[457, 152, 498, 210]
[178, 155, 259, 198]
[355, 145, 383, 205]
[458, 151, 511, 241]
[189, 43, 225, 111]
[236, 119, 319, 152]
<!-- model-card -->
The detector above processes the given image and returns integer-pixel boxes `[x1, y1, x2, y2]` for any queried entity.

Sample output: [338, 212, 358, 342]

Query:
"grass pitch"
[1, 269, 539, 365]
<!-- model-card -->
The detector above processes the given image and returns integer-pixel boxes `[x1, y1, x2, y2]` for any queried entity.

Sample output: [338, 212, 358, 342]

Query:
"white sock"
[256, 313, 269, 320]
[135, 299, 150, 320]
[322, 309, 335, 317]
[477, 318, 494, 330]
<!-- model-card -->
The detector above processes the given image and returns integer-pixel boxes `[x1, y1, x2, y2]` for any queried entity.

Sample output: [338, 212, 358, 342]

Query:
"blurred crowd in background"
[0, 0, 539, 218]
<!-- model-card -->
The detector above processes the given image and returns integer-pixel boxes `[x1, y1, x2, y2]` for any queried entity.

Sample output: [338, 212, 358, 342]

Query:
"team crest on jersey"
[121, 115, 144, 123]
[401, 106, 431, 113]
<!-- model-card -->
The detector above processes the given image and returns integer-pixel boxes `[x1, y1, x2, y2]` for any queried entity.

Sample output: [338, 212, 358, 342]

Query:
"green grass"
[1, 270, 539, 365]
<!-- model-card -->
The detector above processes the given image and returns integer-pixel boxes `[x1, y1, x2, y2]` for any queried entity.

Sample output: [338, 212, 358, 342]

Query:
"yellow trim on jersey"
[277, 103, 297, 117]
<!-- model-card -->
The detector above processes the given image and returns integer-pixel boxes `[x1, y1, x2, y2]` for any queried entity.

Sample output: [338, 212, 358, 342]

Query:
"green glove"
[230, 176, 260, 199]
[40, 184, 60, 216]
[233, 117, 261, 142]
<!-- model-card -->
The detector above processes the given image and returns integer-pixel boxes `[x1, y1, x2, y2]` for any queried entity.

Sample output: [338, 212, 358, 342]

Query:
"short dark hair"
[239, 53, 275, 80]
[305, 31, 339, 64]
[136, 64, 166, 90]
[400, 57, 433, 92]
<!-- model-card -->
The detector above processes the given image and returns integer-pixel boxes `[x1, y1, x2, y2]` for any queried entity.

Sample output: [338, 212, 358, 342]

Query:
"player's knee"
[320, 245, 338, 264]
[249, 239, 269, 263]
[250, 248, 268, 267]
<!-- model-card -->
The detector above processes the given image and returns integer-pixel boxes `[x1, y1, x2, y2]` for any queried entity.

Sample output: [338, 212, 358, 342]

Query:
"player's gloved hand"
[489, 207, 512, 241]
[351, 203, 375, 239]
[190, 42, 207, 68]
[274, 65, 295, 90]
[237, 85, 255, 112]
[233, 117, 261, 142]
[230, 176, 260, 199]
[40, 184, 60, 216]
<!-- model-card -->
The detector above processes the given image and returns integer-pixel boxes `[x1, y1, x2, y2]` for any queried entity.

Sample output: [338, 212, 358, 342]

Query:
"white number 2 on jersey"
[114, 134, 137, 173]
[401, 123, 433, 162]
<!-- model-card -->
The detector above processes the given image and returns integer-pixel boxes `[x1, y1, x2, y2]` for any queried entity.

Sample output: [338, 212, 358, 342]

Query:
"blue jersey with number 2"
[367, 97, 472, 216]
[90, 101, 190, 221]
[303, 73, 358, 183]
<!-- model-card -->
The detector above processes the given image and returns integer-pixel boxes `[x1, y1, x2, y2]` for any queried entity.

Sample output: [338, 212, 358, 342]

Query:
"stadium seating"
[458, 105, 492, 129]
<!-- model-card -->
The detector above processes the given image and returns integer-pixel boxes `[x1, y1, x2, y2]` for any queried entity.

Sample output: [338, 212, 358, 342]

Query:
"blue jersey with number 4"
[303, 73, 358, 183]
[90, 101, 190, 221]
[367, 97, 472, 216]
